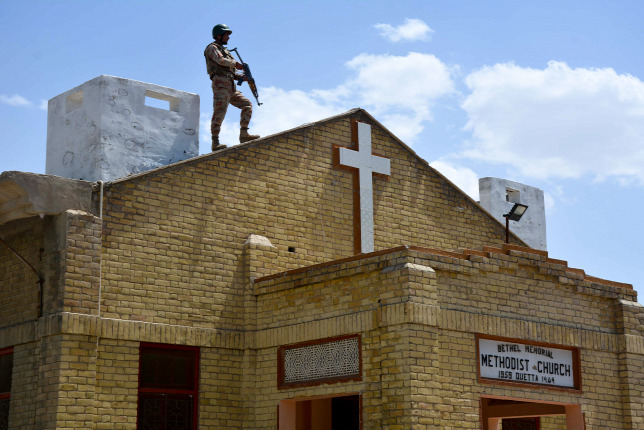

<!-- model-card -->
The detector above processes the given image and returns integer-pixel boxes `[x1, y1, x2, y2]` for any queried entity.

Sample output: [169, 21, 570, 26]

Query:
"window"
[138, 344, 199, 430]
[145, 90, 180, 112]
[278, 335, 362, 389]
[0, 347, 13, 430]
[506, 188, 521, 203]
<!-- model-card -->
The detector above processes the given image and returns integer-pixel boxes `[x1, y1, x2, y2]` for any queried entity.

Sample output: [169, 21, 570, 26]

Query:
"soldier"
[205, 24, 260, 151]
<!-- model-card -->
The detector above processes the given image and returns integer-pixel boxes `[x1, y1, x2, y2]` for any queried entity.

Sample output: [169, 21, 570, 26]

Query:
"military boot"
[211, 136, 227, 152]
[239, 127, 260, 143]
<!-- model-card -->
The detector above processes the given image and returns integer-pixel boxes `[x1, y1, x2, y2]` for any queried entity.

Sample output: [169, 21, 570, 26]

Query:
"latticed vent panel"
[281, 336, 360, 386]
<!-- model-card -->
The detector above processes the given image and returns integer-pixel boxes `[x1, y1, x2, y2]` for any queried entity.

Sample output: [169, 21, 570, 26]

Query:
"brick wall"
[0, 217, 42, 328]
[7, 342, 38, 428]
[99, 112, 517, 328]
[249, 245, 643, 428]
[1, 209, 101, 332]
[61, 211, 102, 315]
[94, 339, 138, 429]
[540, 417, 567, 429]
[199, 347, 244, 427]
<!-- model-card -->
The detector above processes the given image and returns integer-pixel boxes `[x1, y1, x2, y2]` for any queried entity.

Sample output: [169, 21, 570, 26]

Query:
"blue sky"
[1, 0, 643, 300]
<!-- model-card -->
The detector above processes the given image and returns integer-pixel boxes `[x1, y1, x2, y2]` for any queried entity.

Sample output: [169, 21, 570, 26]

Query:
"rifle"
[229, 47, 262, 106]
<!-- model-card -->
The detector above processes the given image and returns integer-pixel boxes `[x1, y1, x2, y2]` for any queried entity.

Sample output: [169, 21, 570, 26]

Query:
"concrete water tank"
[46, 75, 199, 182]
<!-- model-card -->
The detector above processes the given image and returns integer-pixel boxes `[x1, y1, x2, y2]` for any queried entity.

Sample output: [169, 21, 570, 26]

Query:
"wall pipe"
[97, 180, 103, 317]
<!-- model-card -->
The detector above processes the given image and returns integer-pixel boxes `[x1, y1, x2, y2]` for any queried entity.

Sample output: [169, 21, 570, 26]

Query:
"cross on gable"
[333, 120, 391, 254]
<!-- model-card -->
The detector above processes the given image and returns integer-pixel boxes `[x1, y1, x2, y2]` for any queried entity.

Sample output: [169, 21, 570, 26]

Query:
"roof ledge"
[0, 171, 95, 225]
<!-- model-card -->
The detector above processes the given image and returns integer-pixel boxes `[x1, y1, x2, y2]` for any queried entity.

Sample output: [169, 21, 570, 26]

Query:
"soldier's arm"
[205, 45, 238, 69]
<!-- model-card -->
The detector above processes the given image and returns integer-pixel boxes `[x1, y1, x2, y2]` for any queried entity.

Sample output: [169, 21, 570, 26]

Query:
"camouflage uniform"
[204, 41, 253, 141]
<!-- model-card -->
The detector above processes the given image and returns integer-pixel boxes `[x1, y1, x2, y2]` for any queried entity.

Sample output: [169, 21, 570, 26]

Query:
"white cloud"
[38, 100, 48, 111]
[248, 87, 341, 137]
[374, 19, 434, 43]
[344, 53, 454, 114]
[322, 52, 455, 144]
[0, 94, 33, 107]
[429, 160, 480, 199]
[377, 112, 427, 144]
[543, 192, 555, 211]
[199, 52, 456, 151]
[461, 61, 644, 185]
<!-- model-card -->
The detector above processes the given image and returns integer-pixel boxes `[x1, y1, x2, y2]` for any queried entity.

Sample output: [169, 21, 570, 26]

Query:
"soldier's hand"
[235, 62, 244, 70]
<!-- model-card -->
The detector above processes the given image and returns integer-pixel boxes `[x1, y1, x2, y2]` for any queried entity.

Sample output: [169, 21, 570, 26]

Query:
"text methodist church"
[1, 75, 643, 429]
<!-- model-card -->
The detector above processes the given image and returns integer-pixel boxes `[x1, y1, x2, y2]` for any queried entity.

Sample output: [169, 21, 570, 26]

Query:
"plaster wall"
[479, 177, 547, 250]
[46, 75, 199, 182]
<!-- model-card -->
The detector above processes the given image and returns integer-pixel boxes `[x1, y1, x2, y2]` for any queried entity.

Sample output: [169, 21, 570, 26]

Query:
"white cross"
[338, 122, 391, 253]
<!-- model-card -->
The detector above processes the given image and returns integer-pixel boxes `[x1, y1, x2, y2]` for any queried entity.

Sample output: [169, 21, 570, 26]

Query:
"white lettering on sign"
[478, 338, 577, 388]
[338, 122, 391, 253]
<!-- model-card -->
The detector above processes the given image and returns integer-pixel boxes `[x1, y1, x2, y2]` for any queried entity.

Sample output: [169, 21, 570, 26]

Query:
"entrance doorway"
[481, 397, 585, 430]
[502, 418, 539, 430]
[278, 394, 360, 430]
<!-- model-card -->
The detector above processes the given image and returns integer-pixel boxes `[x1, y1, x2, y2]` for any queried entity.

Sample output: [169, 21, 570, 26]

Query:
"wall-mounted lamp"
[503, 203, 529, 243]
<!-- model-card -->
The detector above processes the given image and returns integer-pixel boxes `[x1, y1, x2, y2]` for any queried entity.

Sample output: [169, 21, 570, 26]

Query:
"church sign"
[477, 335, 581, 391]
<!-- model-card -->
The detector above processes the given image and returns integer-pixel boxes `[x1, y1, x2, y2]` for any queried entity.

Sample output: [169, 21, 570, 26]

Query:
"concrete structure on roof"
[0, 171, 95, 225]
[46, 75, 199, 182]
[479, 177, 547, 251]
[1, 98, 643, 429]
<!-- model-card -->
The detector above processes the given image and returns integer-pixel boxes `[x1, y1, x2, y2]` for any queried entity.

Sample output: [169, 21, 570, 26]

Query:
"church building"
[1, 76, 643, 429]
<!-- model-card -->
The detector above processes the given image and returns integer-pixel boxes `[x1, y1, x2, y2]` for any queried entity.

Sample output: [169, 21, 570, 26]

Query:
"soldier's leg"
[211, 77, 234, 150]
[230, 91, 259, 143]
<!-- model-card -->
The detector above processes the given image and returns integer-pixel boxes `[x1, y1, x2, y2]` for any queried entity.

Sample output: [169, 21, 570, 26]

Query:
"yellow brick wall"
[619, 350, 644, 429]
[99, 112, 517, 328]
[61, 211, 102, 316]
[540, 417, 567, 429]
[199, 347, 244, 428]
[430, 249, 621, 335]
[7, 342, 38, 429]
[1, 209, 101, 332]
[0, 217, 41, 328]
[6, 334, 101, 429]
[94, 339, 138, 429]
[249, 246, 643, 428]
[56, 334, 98, 429]
[34, 334, 64, 429]
[434, 330, 480, 428]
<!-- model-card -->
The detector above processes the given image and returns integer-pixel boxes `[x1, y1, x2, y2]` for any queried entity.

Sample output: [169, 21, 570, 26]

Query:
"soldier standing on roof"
[205, 24, 260, 151]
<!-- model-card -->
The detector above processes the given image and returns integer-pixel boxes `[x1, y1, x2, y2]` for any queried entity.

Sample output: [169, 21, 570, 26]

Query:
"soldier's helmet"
[212, 24, 232, 38]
